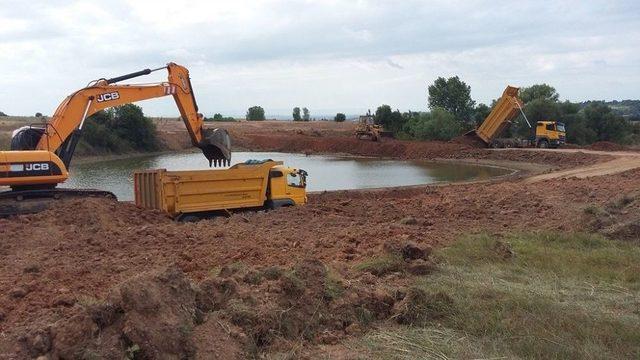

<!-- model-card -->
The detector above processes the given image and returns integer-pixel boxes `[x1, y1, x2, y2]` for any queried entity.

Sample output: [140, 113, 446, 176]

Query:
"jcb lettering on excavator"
[96, 92, 120, 102]
[25, 163, 50, 171]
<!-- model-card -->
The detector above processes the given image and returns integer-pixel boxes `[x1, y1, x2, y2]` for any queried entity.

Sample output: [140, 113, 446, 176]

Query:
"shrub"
[334, 113, 346, 122]
[80, 104, 158, 153]
[404, 108, 462, 141]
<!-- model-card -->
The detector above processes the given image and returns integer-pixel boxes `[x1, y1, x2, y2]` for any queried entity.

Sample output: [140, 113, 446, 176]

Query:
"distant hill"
[578, 100, 640, 119]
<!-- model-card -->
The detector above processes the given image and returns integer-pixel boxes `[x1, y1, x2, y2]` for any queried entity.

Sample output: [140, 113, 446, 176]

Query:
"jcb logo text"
[25, 163, 49, 171]
[96, 92, 120, 102]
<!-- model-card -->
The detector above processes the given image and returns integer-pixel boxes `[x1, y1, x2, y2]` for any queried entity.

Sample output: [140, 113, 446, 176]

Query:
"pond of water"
[66, 152, 513, 201]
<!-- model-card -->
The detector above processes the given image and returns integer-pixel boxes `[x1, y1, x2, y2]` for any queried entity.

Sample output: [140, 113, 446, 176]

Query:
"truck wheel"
[538, 140, 549, 148]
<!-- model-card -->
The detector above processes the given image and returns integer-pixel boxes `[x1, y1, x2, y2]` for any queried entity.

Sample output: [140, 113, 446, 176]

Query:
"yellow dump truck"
[134, 160, 307, 221]
[470, 86, 566, 148]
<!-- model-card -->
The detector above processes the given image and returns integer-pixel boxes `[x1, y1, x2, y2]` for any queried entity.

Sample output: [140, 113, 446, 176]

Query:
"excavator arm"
[1, 62, 231, 190]
[34, 63, 230, 167]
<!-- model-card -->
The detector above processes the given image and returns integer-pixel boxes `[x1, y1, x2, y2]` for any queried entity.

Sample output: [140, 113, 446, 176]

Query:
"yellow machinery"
[534, 120, 566, 148]
[134, 160, 307, 221]
[470, 86, 565, 148]
[0, 62, 232, 216]
[355, 112, 393, 141]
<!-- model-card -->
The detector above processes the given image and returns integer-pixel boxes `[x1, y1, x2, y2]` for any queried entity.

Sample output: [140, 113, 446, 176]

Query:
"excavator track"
[0, 188, 116, 217]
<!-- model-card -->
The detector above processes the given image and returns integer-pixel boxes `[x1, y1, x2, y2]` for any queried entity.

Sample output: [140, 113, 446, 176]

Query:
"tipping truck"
[134, 160, 307, 221]
[468, 86, 566, 148]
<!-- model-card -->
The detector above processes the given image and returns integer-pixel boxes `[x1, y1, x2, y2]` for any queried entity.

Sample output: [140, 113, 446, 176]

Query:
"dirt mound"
[16, 267, 243, 359]
[3, 165, 640, 356]
[584, 190, 640, 243]
[588, 141, 626, 151]
[447, 148, 610, 169]
[450, 133, 486, 148]
[13, 260, 445, 358]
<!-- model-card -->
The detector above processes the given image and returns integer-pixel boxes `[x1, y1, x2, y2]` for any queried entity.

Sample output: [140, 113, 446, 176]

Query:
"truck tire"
[537, 139, 549, 148]
[177, 214, 200, 222]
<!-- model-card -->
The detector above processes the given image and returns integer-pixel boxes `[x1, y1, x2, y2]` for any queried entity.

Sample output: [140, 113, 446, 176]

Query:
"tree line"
[372, 77, 640, 145]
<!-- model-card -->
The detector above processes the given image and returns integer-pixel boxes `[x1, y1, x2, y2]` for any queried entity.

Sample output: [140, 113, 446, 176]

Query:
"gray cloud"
[0, 0, 638, 117]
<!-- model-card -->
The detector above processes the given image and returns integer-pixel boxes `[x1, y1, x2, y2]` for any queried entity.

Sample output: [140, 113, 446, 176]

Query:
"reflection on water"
[66, 152, 512, 201]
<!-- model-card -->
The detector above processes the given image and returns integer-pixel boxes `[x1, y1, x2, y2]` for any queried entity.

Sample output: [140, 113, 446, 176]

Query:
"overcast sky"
[1, 0, 639, 117]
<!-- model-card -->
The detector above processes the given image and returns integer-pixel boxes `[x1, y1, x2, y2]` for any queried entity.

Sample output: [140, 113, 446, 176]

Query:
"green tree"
[246, 106, 265, 121]
[334, 113, 346, 122]
[292, 107, 301, 121]
[473, 103, 491, 126]
[427, 76, 475, 124]
[81, 105, 158, 153]
[206, 113, 235, 122]
[519, 84, 559, 104]
[404, 108, 461, 141]
[583, 102, 631, 143]
[35, 112, 43, 117]
[110, 104, 158, 151]
[375, 105, 406, 134]
[302, 107, 310, 121]
[82, 110, 129, 153]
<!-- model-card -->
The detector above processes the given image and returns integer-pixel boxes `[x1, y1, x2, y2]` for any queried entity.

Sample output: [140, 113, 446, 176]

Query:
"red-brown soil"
[588, 141, 627, 151]
[2, 166, 640, 357]
[1, 120, 637, 358]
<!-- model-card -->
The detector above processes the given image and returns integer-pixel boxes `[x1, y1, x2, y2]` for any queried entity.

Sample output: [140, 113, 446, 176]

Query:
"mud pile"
[450, 134, 486, 148]
[584, 175, 640, 243]
[14, 245, 444, 358]
[588, 141, 627, 151]
[446, 148, 612, 168]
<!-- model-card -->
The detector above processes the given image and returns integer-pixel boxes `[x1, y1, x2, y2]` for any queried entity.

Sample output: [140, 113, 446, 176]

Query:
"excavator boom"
[1, 62, 231, 191]
[1, 62, 232, 216]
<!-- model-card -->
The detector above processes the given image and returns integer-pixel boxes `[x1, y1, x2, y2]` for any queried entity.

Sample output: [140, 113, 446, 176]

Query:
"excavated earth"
[1, 121, 639, 358]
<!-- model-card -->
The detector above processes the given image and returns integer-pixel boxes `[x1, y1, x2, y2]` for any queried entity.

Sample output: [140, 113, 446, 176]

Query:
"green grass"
[354, 254, 405, 276]
[349, 232, 640, 359]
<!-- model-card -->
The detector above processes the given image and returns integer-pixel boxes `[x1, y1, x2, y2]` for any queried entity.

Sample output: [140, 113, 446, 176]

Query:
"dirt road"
[507, 148, 640, 182]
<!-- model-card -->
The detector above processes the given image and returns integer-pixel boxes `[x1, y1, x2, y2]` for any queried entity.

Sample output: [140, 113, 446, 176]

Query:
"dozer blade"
[199, 128, 232, 167]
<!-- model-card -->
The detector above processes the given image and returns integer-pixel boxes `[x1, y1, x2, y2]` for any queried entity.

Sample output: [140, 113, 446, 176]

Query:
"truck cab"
[535, 121, 566, 148]
[267, 165, 308, 208]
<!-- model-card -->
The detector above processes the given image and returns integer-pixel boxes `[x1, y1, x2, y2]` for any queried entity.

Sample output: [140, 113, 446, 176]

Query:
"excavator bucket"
[199, 128, 232, 167]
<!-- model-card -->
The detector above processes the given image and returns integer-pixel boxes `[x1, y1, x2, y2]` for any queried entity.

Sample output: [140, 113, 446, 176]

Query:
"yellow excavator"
[0, 62, 232, 215]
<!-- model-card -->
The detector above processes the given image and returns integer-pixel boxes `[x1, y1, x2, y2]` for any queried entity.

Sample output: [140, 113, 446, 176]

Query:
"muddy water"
[66, 152, 513, 201]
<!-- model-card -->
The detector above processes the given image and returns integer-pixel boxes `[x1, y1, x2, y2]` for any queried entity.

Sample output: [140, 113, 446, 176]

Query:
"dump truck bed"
[474, 86, 523, 145]
[134, 161, 281, 217]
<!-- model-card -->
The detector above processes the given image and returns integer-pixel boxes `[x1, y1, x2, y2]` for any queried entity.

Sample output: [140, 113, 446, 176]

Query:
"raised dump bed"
[474, 86, 523, 145]
[134, 160, 307, 221]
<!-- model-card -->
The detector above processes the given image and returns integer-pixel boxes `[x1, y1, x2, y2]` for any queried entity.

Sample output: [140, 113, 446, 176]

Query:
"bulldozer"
[0, 62, 232, 216]
[354, 111, 393, 141]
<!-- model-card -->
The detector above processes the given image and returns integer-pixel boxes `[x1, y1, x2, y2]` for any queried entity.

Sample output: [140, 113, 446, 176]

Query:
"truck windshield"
[557, 123, 565, 132]
[288, 172, 305, 188]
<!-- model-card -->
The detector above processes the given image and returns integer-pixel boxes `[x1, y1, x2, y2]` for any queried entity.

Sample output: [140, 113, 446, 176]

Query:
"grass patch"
[351, 231, 640, 359]
[0, 132, 10, 150]
[323, 269, 345, 301]
[583, 203, 605, 216]
[354, 254, 405, 276]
